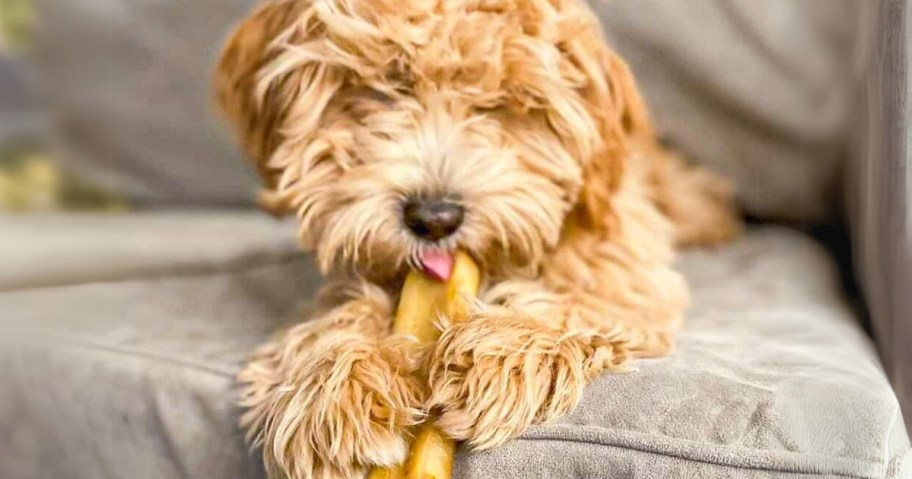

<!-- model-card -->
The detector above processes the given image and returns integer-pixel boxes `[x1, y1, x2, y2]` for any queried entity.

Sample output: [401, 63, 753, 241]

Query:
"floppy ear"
[215, 0, 302, 168]
[561, 24, 654, 232]
[214, 0, 346, 215]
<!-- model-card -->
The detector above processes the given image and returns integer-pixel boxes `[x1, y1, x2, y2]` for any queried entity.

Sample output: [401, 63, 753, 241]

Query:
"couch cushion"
[459, 231, 912, 478]
[0, 214, 908, 479]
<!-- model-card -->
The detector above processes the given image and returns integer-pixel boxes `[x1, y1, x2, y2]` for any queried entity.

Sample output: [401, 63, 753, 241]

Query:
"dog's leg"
[425, 287, 632, 450]
[425, 276, 676, 450]
[428, 178, 691, 450]
[239, 280, 426, 479]
[427, 280, 684, 450]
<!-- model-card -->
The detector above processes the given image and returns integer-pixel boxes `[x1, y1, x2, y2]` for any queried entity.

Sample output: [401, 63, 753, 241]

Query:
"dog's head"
[216, 0, 649, 280]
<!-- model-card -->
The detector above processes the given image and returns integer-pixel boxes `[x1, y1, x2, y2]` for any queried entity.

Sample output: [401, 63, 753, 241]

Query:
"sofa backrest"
[594, 0, 864, 223]
[31, 0, 259, 207]
[29, 0, 866, 222]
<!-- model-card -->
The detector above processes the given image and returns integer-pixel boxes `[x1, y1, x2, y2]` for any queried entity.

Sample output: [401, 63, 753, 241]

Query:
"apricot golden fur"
[215, 0, 740, 477]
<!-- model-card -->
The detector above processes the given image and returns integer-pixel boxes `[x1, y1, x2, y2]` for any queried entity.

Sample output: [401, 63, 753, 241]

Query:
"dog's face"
[217, 0, 647, 280]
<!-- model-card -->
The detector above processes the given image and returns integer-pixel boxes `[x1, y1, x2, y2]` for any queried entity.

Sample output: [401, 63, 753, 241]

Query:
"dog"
[215, 0, 740, 477]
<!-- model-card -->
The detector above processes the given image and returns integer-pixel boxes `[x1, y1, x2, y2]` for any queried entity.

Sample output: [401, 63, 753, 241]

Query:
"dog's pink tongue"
[420, 251, 454, 282]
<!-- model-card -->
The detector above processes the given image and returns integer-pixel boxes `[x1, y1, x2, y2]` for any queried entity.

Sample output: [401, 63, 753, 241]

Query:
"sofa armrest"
[850, 0, 912, 433]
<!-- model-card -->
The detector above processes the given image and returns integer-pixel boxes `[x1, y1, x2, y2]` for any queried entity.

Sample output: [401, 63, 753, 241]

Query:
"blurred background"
[0, 0, 125, 211]
[0, 0, 867, 219]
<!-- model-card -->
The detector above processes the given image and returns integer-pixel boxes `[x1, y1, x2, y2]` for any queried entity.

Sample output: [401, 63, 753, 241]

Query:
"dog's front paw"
[426, 309, 627, 450]
[240, 332, 426, 479]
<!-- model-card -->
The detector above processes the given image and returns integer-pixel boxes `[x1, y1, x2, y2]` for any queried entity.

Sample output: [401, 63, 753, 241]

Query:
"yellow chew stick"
[369, 251, 480, 479]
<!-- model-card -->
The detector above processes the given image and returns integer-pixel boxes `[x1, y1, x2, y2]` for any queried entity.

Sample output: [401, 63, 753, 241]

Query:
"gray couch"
[1, 1, 910, 478]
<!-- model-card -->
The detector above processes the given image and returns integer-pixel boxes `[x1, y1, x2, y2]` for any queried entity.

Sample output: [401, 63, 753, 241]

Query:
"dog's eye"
[475, 105, 508, 117]
[358, 87, 396, 106]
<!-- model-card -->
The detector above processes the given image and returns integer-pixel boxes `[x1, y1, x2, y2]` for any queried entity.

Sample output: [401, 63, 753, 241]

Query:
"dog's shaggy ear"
[560, 24, 653, 232]
[214, 0, 346, 215]
[215, 0, 301, 172]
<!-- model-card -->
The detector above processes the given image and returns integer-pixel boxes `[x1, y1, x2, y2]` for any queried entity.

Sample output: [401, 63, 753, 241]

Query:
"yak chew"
[368, 251, 479, 479]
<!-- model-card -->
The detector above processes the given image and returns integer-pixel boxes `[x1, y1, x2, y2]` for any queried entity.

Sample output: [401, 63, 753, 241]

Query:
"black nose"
[402, 198, 464, 241]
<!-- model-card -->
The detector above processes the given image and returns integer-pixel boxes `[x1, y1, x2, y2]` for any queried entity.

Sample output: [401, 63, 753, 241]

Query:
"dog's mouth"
[418, 250, 455, 281]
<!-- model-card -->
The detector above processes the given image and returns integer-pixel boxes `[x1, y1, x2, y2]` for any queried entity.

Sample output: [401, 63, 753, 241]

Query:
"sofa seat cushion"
[0, 213, 908, 479]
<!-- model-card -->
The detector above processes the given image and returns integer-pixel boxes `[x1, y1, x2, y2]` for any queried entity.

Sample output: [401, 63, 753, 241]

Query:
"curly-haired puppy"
[215, 0, 740, 477]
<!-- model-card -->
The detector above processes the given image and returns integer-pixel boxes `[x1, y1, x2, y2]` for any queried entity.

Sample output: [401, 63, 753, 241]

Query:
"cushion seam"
[505, 435, 873, 479]
[517, 425, 885, 479]
[5, 330, 240, 379]
[0, 249, 305, 294]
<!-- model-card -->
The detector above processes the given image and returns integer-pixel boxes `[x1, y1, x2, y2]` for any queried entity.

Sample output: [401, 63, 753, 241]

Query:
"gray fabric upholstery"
[1, 213, 908, 478]
[850, 0, 912, 434]
[31, 0, 259, 206]
[593, 0, 864, 223]
[31, 0, 861, 222]
[0, 213, 298, 292]
[0, 214, 309, 479]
